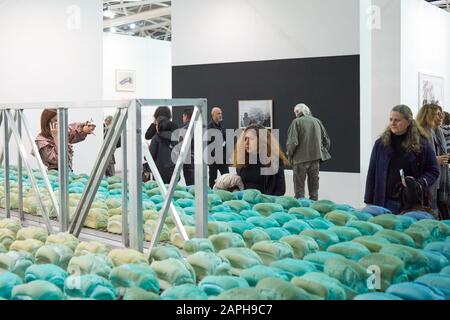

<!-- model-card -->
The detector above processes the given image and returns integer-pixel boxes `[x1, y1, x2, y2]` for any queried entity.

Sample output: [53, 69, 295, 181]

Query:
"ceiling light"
[130, 23, 136, 29]
[110, 26, 116, 33]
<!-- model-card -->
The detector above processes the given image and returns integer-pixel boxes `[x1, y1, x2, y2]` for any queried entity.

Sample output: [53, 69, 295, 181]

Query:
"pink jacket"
[35, 123, 88, 170]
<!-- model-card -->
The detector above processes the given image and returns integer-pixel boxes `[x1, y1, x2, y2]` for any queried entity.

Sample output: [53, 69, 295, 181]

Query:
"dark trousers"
[183, 163, 195, 186]
[209, 163, 229, 188]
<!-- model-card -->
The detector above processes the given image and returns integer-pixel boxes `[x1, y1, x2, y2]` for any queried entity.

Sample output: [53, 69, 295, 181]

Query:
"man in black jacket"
[207, 106, 229, 188]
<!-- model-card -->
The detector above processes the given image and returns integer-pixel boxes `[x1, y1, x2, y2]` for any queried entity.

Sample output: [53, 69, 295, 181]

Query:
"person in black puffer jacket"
[149, 116, 179, 184]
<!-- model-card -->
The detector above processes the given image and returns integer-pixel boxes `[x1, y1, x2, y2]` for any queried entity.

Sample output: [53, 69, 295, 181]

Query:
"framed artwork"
[419, 73, 444, 107]
[116, 69, 136, 92]
[238, 100, 273, 129]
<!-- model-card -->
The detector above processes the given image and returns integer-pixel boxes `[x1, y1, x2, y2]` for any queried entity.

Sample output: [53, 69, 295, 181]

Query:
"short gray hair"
[105, 115, 113, 122]
[294, 104, 311, 116]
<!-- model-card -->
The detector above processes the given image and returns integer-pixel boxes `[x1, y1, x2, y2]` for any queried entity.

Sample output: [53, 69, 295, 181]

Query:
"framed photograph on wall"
[116, 69, 136, 92]
[238, 100, 273, 129]
[419, 73, 444, 107]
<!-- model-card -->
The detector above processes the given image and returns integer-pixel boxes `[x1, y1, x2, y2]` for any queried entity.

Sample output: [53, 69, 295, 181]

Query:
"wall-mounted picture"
[419, 73, 445, 107]
[238, 100, 273, 129]
[116, 69, 136, 92]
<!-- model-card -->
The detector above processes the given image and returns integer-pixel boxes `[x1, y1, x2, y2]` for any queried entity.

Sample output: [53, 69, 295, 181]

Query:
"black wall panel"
[172, 55, 360, 173]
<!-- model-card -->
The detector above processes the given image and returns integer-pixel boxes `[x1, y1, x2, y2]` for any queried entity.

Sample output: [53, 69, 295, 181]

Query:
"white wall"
[173, 0, 360, 66]
[401, 0, 450, 113]
[0, 0, 103, 174]
[102, 33, 172, 173]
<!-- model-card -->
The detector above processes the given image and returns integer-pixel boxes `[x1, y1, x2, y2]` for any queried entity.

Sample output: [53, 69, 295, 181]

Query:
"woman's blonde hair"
[381, 105, 428, 153]
[232, 124, 289, 169]
[416, 104, 442, 133]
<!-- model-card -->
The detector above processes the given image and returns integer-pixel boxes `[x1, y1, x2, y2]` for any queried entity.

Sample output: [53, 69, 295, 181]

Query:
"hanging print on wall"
[238, 100, 273, 129]
[116, 69, 136, 92]
[419, 73, 445, 107]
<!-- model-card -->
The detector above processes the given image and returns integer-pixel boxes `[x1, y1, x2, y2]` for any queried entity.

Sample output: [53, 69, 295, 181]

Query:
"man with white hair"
[104, 115, 121, 177]
[286, 104, 331, 200]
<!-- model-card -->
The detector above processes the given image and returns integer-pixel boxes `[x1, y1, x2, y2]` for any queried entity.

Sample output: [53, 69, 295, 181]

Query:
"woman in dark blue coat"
[364, 105, 440, 213]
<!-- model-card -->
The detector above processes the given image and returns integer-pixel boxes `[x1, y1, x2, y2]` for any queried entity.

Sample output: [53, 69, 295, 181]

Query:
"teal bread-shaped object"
[34, 243, 74, 270]
[414, 274, 450, 299]
[386, 282, 446, 300]
[122, 287, 160, 300]
[374, 229, 416, 248]
[150, 245, 183, 262]
[352, 235, 391, 253]
[351, 211, 373, 222]
[256, 277, 313, 300]
[305, 218, 335, 230]
[209, 232, 246, 252]
[334, 204, 355, 212]
[282, 219, 311, 234]
[300, 229, 340, 251]
[255, 194, 275, 204]
[253, 203, 284, 217]
[67, 253, 114, 279]
[218, 248, 263, 271]
[65, 274, 116, 300]
[213, 190, 237, 202]
[0, 272, 22, 299]
[405, 224, 432, 248]
[288, 207, 321, 220]
[324, 257, 369, 296]
[328, 226, 362, 242]
[265, 227, 291, 241]
[210, 205, 232, 214]
[24, 264, 68, 290]
[424, 241, 450, 259]
[211, 212, 244, 222]
[346, 221, 384, 236]
[291, 272, 346, 300]
[419, 249, 449, 273]
[109, 264, 160, 295]
[12, 280, 64, 300]
[0, 251, 35, 278]
[0, 228, 15, 250]
[397, 215, 417, 230]
[213, 287, 263, 300]
[246, 217, 280, 229]
[280, 235, 319, 259]
[237, 210, 261, 220]
[270, 259, 317, 277]
[251, 240, 294, 265]
[369, 214, 404, 231]
[228, 221, 255, 235]
[151, 258, 196, 286]
[175, 199, 195, 208]
[243, 228, 271, 248]
[208, 222, 232, 235]
[275, 196, 301, 210]
[303, 252, 344, 272]
[183, 238, 215, 255]
[270, 212, 296, 226]
[222, 200, 251, 213]
[240, 265, 293, 286]
[199, 275, 249, 296]
[161, 284, 208, 300]
[186, 251, 232, 280]
[353, 292, 402, 300]
[358, 253, 408, 291]
[379, 244, 431, 280]
[327, 242, 371, 261]
[311, 200, 336, 215]
[325, 211, 357, 226]
[242, 189, 262, 204]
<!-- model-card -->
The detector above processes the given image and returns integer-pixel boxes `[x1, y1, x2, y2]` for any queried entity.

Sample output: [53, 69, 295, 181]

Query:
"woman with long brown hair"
[232, 124, 288, 196]
[416, 104, 450, 220]
[365, 105, 440, 213]
[35, 109, 96, 171]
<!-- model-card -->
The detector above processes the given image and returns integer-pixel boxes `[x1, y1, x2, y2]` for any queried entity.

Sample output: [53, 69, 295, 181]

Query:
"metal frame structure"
[0, 98, 208, 254]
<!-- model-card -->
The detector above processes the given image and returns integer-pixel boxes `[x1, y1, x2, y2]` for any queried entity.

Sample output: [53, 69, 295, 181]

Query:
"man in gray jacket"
[286, 104, 331, 200]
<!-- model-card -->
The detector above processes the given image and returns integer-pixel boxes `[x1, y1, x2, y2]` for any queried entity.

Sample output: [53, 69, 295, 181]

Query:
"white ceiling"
[103, 0, 171, 41]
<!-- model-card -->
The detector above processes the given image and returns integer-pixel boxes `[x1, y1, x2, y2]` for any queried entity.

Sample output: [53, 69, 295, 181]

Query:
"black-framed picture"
[238, 100, 273, 129]
[419, 73, 444, 107]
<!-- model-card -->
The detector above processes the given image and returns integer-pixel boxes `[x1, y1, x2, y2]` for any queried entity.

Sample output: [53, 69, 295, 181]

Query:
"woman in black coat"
[149, 116, 179, 184]
[233, 124, 288, 196]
